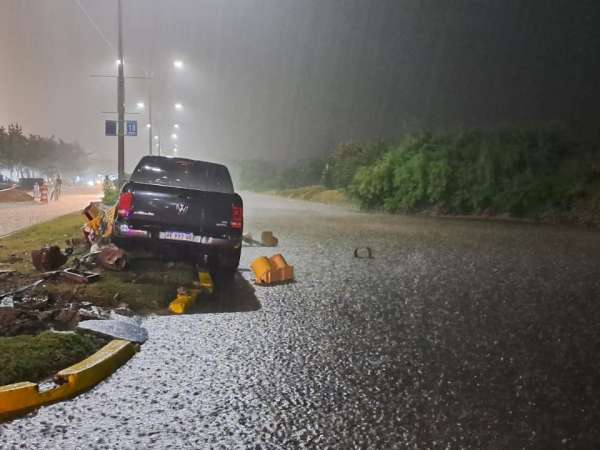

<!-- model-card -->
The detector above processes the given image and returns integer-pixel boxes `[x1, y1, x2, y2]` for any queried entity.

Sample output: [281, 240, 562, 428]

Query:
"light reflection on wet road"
[2, 192, 599, 448]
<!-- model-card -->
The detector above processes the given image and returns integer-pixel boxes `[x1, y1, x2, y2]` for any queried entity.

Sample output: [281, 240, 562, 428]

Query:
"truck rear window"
[131, 157, 234, 193]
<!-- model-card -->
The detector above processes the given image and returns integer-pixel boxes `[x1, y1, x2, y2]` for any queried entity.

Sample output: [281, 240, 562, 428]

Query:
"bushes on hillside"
[322, 141, 388, 189]
[349, 129, 592, 216]
[236, 158, 325, 191]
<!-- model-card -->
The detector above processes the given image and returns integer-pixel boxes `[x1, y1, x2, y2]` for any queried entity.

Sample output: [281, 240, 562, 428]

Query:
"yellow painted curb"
[0, 339, 136, 421]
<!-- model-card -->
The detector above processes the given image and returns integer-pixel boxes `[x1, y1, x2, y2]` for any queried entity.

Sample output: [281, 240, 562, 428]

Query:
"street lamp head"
[116, 59, 122, 66]
[173, 60, 184, 69]
[173, 124, 180, 129]
[154, 135, 159, 140]
[136, 102, 145, 109]
[174, 103, 183, 110]
[171, 133, 178, 140]
[146, 123, 151, 128]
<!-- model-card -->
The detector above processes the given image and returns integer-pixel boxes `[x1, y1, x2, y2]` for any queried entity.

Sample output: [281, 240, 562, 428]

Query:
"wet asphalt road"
[2, 192, 600, 449]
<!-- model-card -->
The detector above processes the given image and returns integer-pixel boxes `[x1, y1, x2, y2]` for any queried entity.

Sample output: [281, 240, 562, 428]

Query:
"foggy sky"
[1, 0, 599, 172]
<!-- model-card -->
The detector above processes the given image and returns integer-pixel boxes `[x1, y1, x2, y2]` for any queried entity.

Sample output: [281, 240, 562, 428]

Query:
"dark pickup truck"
[112, 156, 243, 272]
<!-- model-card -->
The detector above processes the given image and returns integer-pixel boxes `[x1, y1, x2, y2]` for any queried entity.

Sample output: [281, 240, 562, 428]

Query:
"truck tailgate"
[126, 183, 237, 236]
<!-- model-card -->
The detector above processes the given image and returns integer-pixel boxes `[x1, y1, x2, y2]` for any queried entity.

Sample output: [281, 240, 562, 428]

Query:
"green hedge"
[348, 129, 593, 216]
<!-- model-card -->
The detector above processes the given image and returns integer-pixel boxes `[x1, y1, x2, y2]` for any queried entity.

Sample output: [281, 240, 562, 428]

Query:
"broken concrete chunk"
[31, 246, 68, 271]
[260, 231, 279, 247]
[77, 319, 148, 343]
[96, 244, 128, 271]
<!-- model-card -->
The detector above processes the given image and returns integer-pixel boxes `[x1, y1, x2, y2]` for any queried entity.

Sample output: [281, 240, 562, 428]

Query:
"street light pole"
[117, 0, 125, 182]
[148, 76, 153, 155]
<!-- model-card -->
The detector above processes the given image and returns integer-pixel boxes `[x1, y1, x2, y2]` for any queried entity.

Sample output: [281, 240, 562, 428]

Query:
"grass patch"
[0, 331, 102, 385]
[0, 212, 196, 312]
[0, 212, 84, 271]
[274, 185, 351, 206]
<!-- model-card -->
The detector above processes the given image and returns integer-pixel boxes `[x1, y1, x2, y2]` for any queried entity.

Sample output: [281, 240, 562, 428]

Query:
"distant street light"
[171, 133, 178, 140]
[136, 102, 145, 109]
[146, 123, 151, 128]
[116, 59, 122, 66]
[173, 60, 184, 69]
[174, 103, 183, 110]
[154, 135, 159, 140]
[173, 124, 180, 129]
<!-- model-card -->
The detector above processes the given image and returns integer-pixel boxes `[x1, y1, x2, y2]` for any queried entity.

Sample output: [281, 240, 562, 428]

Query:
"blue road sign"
[105, 120, 117, 136]
[105, 120, 137, 136]
[126, 120, 137, 136]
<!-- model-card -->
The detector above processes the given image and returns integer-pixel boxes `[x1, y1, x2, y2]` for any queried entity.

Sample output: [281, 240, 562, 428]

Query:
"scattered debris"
[261, 231, 279, 247]
[59, 268, 100, 284]
[250, 254, 294, 285]
[243, 230, 279, 247]
[82, 202, 116, 245]
[354, 246, 374, 259]
[31, 246, 68, 271]
[0, 297, 14, 308]
[77, 319, 148, 344]
[242, 233, 261, 246]
[0, 277, 52, 300]
[96, 244, 128, 271]
[0, 292, 117, 337]
[0, 269, 16, 278]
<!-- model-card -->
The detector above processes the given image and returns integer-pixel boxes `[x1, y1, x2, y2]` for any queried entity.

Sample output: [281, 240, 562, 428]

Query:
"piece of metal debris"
[353, 247, 374, 259]
[59, 268, 100, 284]
[77, 319, 148, 343]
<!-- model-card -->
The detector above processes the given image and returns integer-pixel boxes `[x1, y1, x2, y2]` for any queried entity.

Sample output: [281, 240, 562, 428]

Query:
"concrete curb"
[0, 339, 136, 421]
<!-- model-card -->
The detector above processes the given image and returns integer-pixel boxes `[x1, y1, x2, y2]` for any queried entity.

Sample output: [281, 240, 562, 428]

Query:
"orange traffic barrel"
[40, 184, 48, 204]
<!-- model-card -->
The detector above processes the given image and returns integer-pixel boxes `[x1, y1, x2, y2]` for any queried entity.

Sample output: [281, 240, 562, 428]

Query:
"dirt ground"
[0, 188, 33, 203]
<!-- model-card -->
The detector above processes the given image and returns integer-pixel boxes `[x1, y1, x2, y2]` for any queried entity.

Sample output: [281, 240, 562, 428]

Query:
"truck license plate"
[159, 231, 194, 242]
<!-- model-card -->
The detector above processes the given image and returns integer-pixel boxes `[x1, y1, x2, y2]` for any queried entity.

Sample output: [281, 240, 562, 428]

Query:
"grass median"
[0, 331, 104, 386]
[0, 212, 196, 312]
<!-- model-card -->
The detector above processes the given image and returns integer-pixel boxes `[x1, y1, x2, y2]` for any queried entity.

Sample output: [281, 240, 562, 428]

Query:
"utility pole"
[117, 0, 125, 182]
[148, 77, 153, 155]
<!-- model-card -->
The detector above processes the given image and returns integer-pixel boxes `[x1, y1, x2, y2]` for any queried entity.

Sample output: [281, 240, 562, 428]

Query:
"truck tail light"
[231, 205, 243, 229]
[117, 192, 134, 218]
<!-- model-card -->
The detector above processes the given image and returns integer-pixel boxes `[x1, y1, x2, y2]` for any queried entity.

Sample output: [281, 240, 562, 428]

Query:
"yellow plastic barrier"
[168, 289, 199, 315]
[168, 270, 214, 315]
[0, 339, 136, 421]
[250, 254, 294, 285]
[198, 270, 214, 294]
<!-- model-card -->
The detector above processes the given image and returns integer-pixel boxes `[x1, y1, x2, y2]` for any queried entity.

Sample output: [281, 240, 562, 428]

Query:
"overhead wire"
[73, 0, 116, 54]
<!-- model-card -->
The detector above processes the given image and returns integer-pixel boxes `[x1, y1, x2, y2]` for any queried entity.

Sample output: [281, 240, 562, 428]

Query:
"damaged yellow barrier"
[0, 339, 136, 421]
[168, 270, 214, 314]
[251, 254, 294, 285]
[197, 270, 214, 294]
[168, 288, 199, 315]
